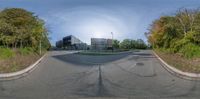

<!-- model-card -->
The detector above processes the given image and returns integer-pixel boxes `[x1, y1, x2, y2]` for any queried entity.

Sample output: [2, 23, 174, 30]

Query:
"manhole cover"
[135, 62, 144, 66]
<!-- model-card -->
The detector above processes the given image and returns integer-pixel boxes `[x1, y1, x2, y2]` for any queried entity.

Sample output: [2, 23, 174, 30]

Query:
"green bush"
[170, 38, 190, 53]
[19, 47, 34, 55]
[0, 48, 15, 59]
[186, 31, 200, 44]
[179, 43, 200, 58]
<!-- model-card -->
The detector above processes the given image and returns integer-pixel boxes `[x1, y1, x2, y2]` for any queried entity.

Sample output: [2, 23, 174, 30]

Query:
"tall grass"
[0, 47, 15, 59]
[19, 47, 34, 55]
[179, 43, 200, 59]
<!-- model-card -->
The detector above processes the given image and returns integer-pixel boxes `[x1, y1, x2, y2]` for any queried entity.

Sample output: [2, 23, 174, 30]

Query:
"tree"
[0, 8, 50, 51]
[130, 40, 137, 48]
[112, 39, 120, 49]
[147, 8, 200, 58]
[176, 8, 199, 37]
[120, 39, 131, 49]
[119, 39, 147, 50]
[147, 16, 180, 48]
[135, 39, 147, 49]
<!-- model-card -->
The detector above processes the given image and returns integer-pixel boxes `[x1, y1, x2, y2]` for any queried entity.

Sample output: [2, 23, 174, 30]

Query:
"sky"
[1, 0, 200, 45]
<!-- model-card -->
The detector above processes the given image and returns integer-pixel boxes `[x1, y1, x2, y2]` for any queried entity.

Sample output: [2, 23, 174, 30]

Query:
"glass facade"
[91, 38, 112, 50]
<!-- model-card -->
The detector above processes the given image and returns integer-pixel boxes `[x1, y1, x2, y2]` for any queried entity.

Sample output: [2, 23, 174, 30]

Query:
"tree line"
[112, 39, 147, 50]
[146, 8, 200, 58]
[0, 8, 50, 51]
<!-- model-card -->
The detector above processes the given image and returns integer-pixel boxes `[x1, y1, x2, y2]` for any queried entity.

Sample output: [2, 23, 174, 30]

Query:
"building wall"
[56, 40, 63, 48]
[58, 35, 86, 50]
[63, 36, 71, 47]
[71, 35, 82, 45]
[91, 38, 112, 50]
[107, 39, 112, 47]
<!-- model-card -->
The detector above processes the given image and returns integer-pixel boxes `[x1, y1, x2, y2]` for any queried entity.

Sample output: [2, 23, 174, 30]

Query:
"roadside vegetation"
[146, 8, 200, 73]
[0, 8, 50, 73]
[113, 39, 148, 50]
[77, 39, 147, 55]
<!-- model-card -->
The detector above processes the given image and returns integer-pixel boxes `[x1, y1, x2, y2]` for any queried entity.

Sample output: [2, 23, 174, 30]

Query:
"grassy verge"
[0, 47, 44, 73]
[155, 50, 200, 73]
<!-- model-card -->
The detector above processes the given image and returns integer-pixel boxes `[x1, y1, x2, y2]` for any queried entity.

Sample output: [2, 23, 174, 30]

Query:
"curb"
[0, 53, 46, 81]
[153, 51, 200, 80]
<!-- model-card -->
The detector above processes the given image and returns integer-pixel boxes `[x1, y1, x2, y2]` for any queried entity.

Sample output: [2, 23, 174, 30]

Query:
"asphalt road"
[0, 50, 200, 99]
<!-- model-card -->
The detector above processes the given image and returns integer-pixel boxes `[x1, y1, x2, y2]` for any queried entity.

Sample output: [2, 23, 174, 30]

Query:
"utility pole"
[111, 32, 113, 41]
[111, 32, 113, 52]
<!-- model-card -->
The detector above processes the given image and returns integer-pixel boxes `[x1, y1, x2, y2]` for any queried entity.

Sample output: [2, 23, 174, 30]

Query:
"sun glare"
[94, 32, 103, 38]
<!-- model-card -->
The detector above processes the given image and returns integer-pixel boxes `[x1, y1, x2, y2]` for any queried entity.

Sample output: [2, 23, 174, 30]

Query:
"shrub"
[186, 31, 200, 44]
[170, 38, 190, 53]
[19, 47, 34, 55]
[179, 43, 200, 58]
[0, 48, 15, 59]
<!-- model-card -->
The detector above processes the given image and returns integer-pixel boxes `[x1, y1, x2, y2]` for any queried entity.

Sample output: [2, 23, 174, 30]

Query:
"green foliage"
[112, 39, 120, 49]
[135, 39, 147, 49]
[147, 8, 200, 58]
[19, 47, 34, 55]
[120, 39, 131, 49]
[0, 8, 50, 51]
[170, 38, 190, 53]
[120, 39, 147, 50]
[186, 31, 200, 45]
[0, 47, 15, 59]
[179, 43, 200, 58]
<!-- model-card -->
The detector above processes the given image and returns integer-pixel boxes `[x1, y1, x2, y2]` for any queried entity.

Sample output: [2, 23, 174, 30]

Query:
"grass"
[179, 43, 200, 59]
[0, 48, 42, 73]
[155, 50, 200, 73]
[0, 48, 15, 59]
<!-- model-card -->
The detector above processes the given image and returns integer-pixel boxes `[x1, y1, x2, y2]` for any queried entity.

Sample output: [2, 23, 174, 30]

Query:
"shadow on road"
[52, 52, 131, 66]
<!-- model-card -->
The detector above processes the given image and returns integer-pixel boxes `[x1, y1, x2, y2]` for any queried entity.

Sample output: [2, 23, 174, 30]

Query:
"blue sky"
[1, 0, 200, 45]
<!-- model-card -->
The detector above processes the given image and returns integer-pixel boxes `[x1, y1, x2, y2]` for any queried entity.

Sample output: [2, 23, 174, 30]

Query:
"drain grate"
[135, 62, 144, 66]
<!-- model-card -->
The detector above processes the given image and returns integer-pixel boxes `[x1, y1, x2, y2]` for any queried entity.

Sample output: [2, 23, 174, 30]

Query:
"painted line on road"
[0, 53, 47, 81]
[153, 51, 200, 80]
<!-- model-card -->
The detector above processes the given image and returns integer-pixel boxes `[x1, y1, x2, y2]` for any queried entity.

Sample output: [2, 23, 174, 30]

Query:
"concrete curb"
[0, 53, 46, 80]
[153, 51, 200, 80]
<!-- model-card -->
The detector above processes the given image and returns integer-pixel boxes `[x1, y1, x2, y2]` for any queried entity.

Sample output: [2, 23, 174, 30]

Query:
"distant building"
[55, 40, 63, 48]
[91, 38, 112, 50]
[56, 35, 87, 50]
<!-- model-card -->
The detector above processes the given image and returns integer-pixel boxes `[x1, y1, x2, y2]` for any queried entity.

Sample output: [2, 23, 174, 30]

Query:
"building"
[55, 40, 63, 48]
[91, 38, 112, 50]
[56, 35, 87, 50]
[63, 35, 82, 46]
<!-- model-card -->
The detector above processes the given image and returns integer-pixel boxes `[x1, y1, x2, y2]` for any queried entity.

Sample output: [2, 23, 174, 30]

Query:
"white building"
[91, 38, 112, 50]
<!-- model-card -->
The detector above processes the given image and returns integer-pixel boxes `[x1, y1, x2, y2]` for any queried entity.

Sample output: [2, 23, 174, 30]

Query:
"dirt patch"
[0, 51, 41, 73]
[155, 51, 200, 73]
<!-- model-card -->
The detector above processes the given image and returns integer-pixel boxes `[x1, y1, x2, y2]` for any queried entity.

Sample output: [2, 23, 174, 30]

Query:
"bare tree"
[176, 8, 199, 37]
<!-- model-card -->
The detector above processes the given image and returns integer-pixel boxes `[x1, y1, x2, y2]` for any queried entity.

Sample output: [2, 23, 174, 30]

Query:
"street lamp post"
[111, 32, 113, 52]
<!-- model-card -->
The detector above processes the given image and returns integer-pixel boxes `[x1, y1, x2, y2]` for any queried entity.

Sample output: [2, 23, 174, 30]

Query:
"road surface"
[0, 50, 200, 99]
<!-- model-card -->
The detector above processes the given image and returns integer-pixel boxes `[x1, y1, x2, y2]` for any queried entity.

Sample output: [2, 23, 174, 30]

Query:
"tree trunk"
[14, 43, 17, 48]
[20, 40, 23, 48]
